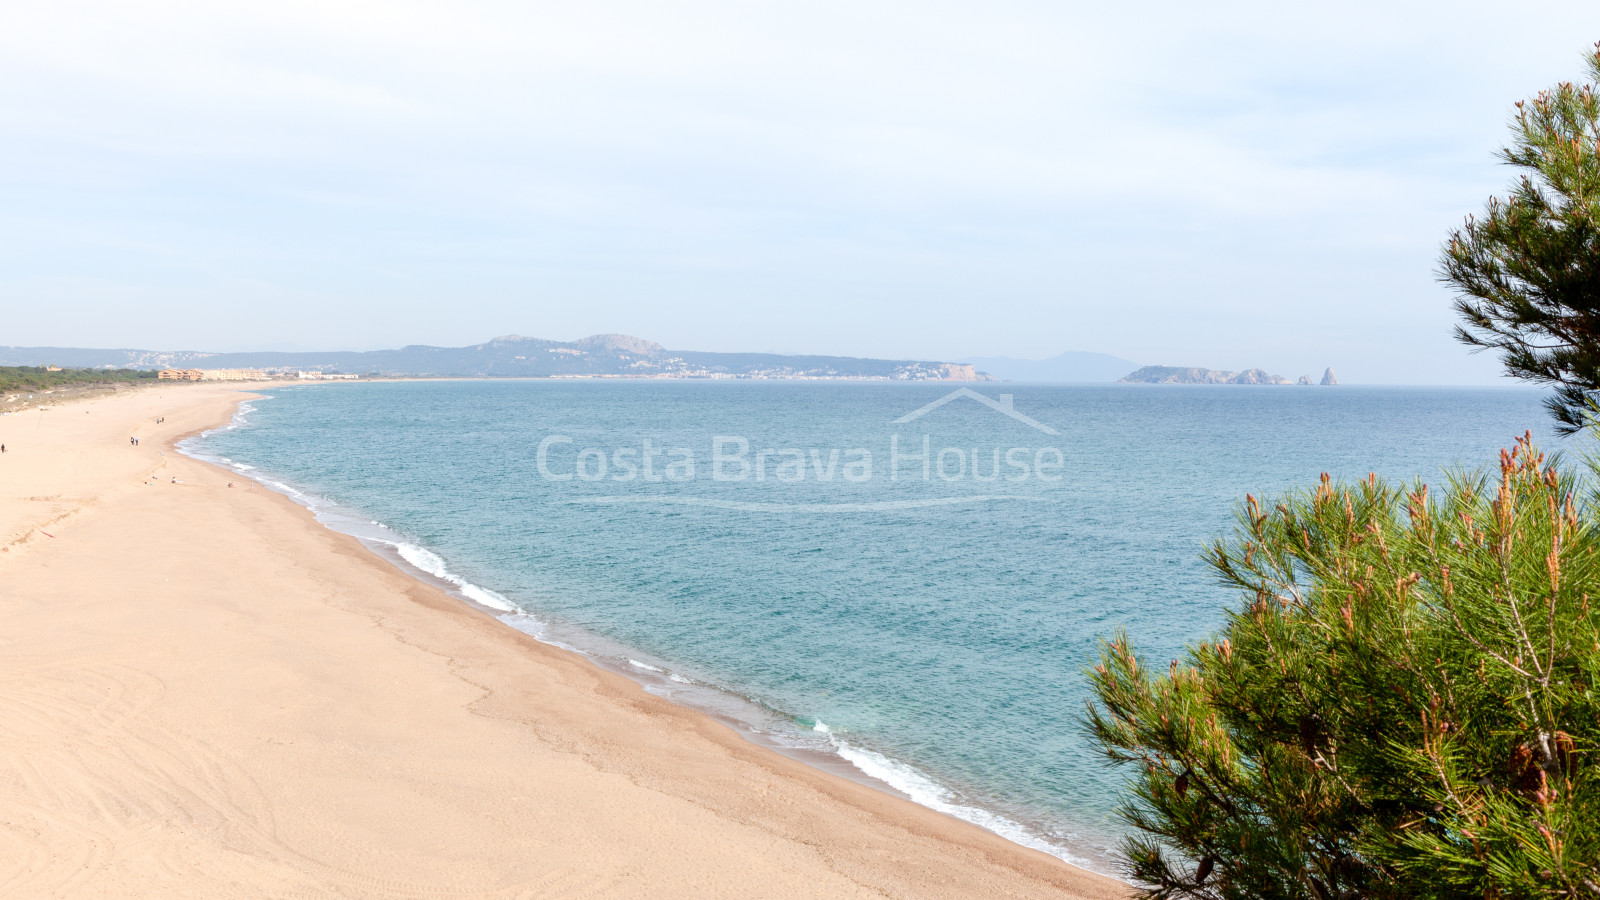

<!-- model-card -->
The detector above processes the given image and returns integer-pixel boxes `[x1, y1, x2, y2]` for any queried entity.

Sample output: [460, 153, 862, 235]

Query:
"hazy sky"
[5, 2, 1600, 382]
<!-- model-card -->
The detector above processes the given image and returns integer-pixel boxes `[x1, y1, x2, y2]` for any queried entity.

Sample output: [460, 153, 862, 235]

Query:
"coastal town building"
[157, 369, 269, 382]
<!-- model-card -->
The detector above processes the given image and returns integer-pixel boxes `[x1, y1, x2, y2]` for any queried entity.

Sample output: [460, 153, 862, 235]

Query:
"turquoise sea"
[185, 381, 1556, 873]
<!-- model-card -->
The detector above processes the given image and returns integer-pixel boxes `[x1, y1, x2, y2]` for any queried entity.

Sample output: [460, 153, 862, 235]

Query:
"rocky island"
[1118, 365, 1291, 385]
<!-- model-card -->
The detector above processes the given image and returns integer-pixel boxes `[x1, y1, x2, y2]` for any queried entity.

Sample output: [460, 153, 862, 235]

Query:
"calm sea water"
[187, 381, 1556, 873]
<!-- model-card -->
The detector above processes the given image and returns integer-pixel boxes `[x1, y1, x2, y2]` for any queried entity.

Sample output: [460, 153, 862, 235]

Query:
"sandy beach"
[0, 384, 1128, 899]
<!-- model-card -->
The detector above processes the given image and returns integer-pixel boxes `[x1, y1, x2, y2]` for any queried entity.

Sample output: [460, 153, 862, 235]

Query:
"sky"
[4, 2, 1600, 383]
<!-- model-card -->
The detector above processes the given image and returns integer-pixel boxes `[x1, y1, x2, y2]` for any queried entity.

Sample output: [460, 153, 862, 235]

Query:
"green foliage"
[1443, 45, 1600, 434]
[1086, 435, 1600, 898]
[0, 366, 157, 395]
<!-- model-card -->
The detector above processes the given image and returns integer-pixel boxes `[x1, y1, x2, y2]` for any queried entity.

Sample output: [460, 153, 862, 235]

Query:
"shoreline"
[0, 383, 1129, 898]
[179, 391, 1122, 875]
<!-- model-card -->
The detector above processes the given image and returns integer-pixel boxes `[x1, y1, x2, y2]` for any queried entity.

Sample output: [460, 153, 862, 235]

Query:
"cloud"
[1, 0, 1598, 381]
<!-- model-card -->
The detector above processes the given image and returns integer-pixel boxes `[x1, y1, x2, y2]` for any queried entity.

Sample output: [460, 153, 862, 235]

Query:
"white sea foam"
[461, 584, 516, 612]
[499, 612, 580, 652]
[499, 612, 548, 640]
[831, 738, 1089, 868]
[393, 543, 518, 612]
[192, 422, 523, 618]
[395, 542, 449, 577]
[175, 396, 267, 459]
[628, 659, 664, 673]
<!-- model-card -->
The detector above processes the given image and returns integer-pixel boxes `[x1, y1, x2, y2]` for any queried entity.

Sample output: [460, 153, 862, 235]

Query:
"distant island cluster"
[1118, 365, 1338, 385]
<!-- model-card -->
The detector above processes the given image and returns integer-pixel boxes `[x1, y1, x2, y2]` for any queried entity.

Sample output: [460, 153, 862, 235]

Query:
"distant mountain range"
[0, 334, 989, 381]
[957, 350, 1140, 383]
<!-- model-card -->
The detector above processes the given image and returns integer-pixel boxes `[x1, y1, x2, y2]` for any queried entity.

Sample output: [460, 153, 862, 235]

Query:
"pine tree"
[1443, 45, 1600, 434]
[1085, 435, 1600, 898]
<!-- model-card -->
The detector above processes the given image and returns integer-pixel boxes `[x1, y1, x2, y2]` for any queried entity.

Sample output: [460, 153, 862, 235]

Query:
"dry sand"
[0, 384, 1130, 899]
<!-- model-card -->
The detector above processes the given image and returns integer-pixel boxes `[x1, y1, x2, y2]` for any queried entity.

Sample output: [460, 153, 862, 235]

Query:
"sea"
[182, 380, 1558, 875]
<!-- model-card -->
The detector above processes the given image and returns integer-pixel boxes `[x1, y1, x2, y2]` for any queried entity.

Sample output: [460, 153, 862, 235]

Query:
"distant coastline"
[0, 333, 994, 383]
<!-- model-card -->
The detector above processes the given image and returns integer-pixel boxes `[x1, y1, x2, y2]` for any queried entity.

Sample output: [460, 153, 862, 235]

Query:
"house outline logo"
[892, 388, 1058, 435]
